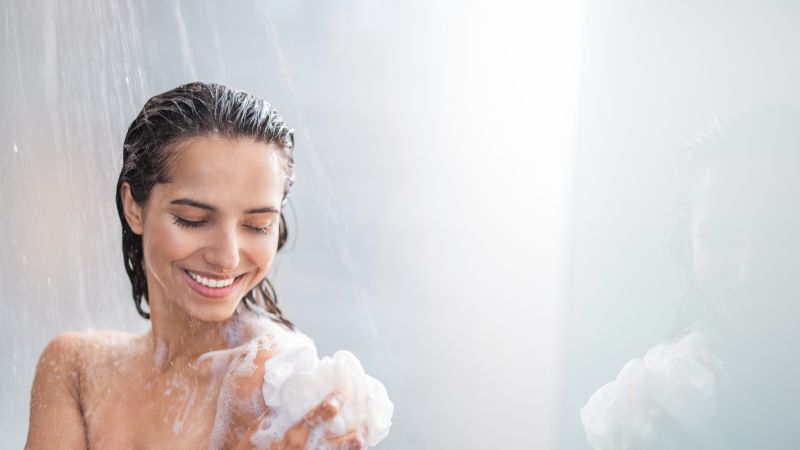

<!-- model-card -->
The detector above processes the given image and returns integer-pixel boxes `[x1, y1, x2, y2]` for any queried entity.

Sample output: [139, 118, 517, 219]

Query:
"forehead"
[162, 135, 286, 201]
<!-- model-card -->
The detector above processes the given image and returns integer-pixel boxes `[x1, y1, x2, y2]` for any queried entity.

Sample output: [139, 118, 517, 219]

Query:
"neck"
[145, 296, 235, 373]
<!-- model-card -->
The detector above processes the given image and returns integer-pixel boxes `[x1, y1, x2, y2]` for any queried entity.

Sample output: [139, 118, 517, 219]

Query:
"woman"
[581, 104, 800, 449]
[25, 83, 368, 450]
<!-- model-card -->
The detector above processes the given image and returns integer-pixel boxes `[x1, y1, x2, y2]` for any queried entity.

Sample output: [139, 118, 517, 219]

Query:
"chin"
[184, 299, 241, 323]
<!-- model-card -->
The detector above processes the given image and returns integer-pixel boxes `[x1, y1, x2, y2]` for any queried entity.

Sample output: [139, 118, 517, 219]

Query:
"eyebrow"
[170, 198, 279, 214]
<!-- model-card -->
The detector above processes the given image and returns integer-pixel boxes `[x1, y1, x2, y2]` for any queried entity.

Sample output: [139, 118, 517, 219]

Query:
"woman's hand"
[236, 392, 366, 450]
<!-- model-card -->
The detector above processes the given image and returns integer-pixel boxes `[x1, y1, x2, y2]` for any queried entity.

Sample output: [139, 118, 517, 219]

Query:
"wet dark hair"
[669, 104, 800, 337]
[115, 82, 295, 328]
[678, 103, 800, 214]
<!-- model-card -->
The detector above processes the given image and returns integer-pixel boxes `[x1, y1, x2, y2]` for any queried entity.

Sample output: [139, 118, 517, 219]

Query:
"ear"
[120, 182, 145, 235]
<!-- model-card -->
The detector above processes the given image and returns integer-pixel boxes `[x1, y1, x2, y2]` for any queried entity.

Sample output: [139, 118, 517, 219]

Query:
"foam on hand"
[250, 339, 394, 449]
[580, 332, 719, 450]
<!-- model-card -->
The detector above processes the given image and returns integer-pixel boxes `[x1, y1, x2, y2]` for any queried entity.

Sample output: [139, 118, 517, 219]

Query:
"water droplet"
[13, 142, 18, 153]
[47, 277, 52, 285]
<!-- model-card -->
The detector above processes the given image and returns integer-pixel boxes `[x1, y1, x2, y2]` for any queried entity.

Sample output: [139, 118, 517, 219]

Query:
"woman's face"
[689, 153, 800, 339]
[124, 135, 287, 323]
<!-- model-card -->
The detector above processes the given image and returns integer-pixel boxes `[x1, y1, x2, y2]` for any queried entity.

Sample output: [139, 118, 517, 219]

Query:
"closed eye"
[172, 215, 273, 235]
[172, 216, 206, 229]
[245, 224, 273, 235]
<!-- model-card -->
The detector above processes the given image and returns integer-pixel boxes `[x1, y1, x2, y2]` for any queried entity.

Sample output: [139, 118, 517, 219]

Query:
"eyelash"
[171, 216, 273, 235]
[172, 216, 205, 229]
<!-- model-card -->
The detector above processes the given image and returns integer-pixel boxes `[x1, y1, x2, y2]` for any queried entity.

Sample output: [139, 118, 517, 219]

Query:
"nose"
[203, 223, 241, 273]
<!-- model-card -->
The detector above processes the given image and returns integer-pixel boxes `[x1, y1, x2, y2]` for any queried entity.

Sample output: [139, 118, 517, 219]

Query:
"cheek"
[142, 218, 197, 269]
[243, 233, 280, 276]
[240, 236, 279, 294]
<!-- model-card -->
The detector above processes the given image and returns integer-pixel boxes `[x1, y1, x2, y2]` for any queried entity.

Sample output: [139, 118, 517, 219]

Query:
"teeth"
[187, 270, 235, 288]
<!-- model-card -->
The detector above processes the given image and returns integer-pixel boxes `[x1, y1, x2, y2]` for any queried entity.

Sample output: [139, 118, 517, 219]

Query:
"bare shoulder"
[208, 312, 315, 407]
[202, 316, 319, 448]
[79, 329, 141, 359]
[44, 330, 141, 370]
[33, 332, 94, 387]
[206, 323, 285, 392]
[37, 332, 83, 363]
[26, 331, 142, 449]
[225, 319, 316, 404]
[25, 333, 91, 449]
[43, 329, 138, 351]
[223, 309, 315, 365]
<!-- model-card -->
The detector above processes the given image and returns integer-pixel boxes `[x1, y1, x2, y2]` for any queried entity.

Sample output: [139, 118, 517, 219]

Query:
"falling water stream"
[1, 1, 581, 448]
[7, 1, 799, 450]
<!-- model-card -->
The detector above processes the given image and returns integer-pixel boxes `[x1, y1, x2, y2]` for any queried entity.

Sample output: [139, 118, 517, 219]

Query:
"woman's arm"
[25, 333, 88, 450]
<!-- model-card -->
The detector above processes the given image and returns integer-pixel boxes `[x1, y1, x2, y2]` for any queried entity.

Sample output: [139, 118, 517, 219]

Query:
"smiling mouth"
[184, 269, 241, 288]
[180, 268, 247, 299]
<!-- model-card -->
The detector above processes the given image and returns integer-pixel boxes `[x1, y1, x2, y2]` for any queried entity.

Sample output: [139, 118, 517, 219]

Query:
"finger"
[235, 409, 273, 450]
[278, 425, 309, 450]
[325, 429, 365, 450]
[302, 392, 344, 428]
[279, 393, 345, 450]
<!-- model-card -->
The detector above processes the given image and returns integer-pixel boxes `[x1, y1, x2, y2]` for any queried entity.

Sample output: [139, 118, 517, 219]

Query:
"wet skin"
[25, 136, 364, 450]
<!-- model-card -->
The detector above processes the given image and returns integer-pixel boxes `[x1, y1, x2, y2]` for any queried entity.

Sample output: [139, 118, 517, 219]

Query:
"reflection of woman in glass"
[25, 83, 387, 450]
[582, 105, 800, 450]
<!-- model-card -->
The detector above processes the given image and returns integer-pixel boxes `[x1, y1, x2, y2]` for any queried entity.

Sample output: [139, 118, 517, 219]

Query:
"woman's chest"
[81, 366, 263, 449]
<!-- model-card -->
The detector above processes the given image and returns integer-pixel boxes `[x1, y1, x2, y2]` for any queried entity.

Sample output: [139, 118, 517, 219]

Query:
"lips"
[186, 269, 236, 288]
[180, 268, 246, 299]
